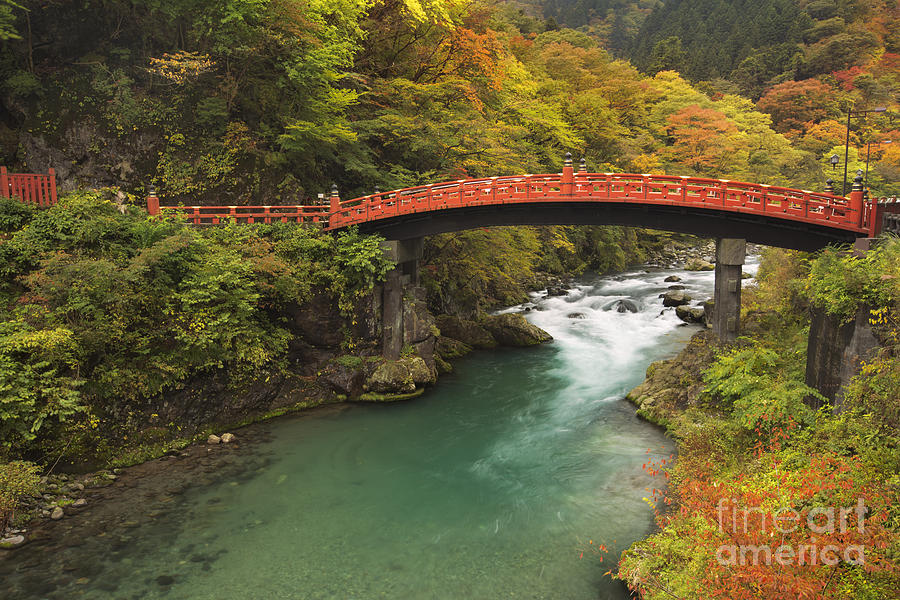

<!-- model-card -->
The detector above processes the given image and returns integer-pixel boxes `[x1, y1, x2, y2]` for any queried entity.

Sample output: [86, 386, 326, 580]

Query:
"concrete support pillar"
[804, 305, 879, 412]
[712, 238, 746, 343]
[380, 238, 424, 358]
[382, 269, 403, 360]
[381, 238, 423, 286]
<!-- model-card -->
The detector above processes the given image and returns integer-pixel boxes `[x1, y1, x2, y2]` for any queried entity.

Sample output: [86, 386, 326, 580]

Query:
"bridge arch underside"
[353, 201, 860, 251]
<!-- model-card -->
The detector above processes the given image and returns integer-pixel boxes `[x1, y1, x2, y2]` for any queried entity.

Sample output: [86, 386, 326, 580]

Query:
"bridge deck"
[147, 169, 875, 250]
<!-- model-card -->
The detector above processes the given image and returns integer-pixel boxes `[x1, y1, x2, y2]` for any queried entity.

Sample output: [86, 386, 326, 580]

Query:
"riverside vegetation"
[1, 0, 900, 597]
[620, 244, 900, 598]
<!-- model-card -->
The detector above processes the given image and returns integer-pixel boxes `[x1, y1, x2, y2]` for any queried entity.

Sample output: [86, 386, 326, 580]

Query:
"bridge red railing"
[146, 194, 330, 225]
[327, 170, 869, 235]
[148, 165, 872, 237]
[1, 166, 57, 207]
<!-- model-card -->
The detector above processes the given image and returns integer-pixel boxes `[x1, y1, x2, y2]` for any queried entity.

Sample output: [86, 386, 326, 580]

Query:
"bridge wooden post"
[146, 185, 160, 216]
[561, 152, 574, 196]
[0, 166, 8, 198]
[849, 171, 866, 229]
[712, 238, 746, 343]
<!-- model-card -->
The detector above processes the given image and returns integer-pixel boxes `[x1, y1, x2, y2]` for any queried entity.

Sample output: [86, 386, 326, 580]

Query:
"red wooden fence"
[1, 166, 58, 207]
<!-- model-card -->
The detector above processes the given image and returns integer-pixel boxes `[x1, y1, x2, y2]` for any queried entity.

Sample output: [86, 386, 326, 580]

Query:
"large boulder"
[434, 315, 497, 349]
[684, 258, 715, 271]
[662, 290, 692, 307]
[675, 305, 706, 324]
[365, 357, 436, 395]
[481, 313, 553, 347]
[436, 336, 473, 360]
[320, 356, 368, 398]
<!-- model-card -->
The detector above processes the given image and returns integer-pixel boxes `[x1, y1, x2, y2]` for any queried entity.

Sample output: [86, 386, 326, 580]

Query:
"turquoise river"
[3, 260, 756, 599]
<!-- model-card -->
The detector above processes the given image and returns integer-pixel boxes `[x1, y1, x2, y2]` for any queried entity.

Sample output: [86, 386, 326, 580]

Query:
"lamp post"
[843, 106, 887, 195]
[863, 139, 892, 190]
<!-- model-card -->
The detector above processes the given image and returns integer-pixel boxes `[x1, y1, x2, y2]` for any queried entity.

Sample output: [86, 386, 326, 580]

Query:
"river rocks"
[220, 433, 236, 444]
[615, 299, 639, 313]
[626, 332, 719, 424]
[50, 507, 64, 520]
[684, 258, 715, 271]
[0, 535, 25, 548]
[207, 435, 221, 445]
[675, 305, 706, 324]
[73, 498, 87, 507]
[435, 336, 472, 360]
[567, 312, 586, 319]
[481, 314, 553, 347]
[664, 275, 681, 282]
[320, 357, 368, 398]
[434, 316, 497, 349]
[546, 286, 569, 297]
[661, 290, 692, 307]
[365, 357, 436, 396]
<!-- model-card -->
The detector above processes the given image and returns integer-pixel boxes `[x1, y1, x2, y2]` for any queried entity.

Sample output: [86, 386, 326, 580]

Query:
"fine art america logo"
[715, 498, 868, 566]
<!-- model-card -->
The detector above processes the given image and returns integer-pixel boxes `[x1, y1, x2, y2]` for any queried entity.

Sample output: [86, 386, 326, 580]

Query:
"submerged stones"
[50, 507, 64, 520]
[600, 299, 640, 313]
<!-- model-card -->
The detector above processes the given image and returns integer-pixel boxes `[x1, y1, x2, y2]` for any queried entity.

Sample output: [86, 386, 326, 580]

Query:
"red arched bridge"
[2, 161, 894, 251]
[143, 160, 888, 251]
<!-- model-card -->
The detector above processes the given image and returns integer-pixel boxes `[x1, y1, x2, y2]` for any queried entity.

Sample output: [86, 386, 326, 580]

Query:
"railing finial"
[579, 157, 586, 173]
[824, 179, 834, 194]
[564, 152, 572, 168]
[852, 170, 864, 192]
[331, 184, 339, 198]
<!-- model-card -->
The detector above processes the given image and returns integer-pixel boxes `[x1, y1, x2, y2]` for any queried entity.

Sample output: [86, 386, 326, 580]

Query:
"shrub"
[0, 461, 41, 531]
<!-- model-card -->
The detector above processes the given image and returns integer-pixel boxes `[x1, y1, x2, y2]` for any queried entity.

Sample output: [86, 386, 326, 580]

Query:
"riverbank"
[615, 247, 900, 599]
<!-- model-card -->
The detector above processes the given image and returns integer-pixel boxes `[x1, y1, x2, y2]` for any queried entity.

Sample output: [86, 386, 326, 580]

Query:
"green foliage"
[803, 241, 900, 320]
[0, 196, 34, 233]
[0, 323, 85, 453]
[0, 461, 40, 530]
[0, 0, 21, 41]
[0, 191, 391, 455]
[701, 338, 817, 430]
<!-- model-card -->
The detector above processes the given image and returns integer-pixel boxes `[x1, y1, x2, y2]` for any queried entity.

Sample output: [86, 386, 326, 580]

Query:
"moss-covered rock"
[480, 313, 553, 347]
[434, 315, 497, 349]
[365, 357, 436, 395]
[625, 331, 718, 428]
[436, 336, 473, 359]
[684, 258, 715, 271]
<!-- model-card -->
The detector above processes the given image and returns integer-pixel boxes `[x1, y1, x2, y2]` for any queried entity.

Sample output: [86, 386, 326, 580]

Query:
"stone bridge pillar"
[381, 238, 423, 359]
[712, 238, 746, 343]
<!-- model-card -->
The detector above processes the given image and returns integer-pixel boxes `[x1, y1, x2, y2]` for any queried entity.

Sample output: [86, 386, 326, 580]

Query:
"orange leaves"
[756, 79, 841, 136]
[665, 104, 738, 174]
